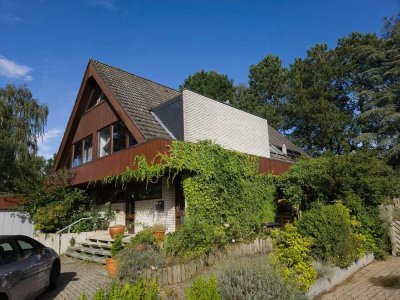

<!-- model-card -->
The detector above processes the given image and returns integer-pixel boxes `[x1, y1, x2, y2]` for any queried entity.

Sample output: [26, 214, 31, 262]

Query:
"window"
[136, 181, 162, 200]
[16, 239, 36, 259]
[98, 127, 111, 157]
[87, 82, 107, 110]
[0, 241, 19, 265]
[83, 135, 93, 163]
[72, 141, 82, 167]
[128, 132, 138, 147]
[113, 121, 127, 152]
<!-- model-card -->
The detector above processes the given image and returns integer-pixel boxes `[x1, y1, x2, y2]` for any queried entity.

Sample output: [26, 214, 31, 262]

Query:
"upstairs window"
[98, 127, 111, 158]
[128, 132, 138, 147]
[72, 141, 82, 167]
[113, 121, 127, 152]
[83, 135, 93, 163]
[72, 135, 93, 168]
[87, 82, 107, 111]
[97, 121, 138, 158]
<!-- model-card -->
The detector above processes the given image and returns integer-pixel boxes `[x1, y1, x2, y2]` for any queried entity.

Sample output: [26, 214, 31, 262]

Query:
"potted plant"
[152, 224, 166, 242]
[106, 233, 124, 278]
[108, 208, 125, 239]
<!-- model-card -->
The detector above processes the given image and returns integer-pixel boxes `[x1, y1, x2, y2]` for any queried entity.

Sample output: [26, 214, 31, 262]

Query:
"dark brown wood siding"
[258, 157, 292, 175]
[72, 100, 118, 143]
[70, 139, 172, 186]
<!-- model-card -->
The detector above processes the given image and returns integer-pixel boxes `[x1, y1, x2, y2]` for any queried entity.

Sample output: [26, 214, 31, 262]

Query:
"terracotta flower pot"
[105, 258, 118, 278]
[109, 225, 125, 239]
[153, 230, 165, 242]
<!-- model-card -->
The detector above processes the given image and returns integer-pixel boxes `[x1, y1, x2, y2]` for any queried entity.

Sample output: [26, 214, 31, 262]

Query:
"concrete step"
[71, 245, 111, 257]
[65, 250, 107, 265]
[80, 241, 112, 250]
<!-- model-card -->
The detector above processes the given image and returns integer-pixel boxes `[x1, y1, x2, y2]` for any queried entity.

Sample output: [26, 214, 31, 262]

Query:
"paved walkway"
[319, 256, 400, 300]
[37, 256, 110, 300]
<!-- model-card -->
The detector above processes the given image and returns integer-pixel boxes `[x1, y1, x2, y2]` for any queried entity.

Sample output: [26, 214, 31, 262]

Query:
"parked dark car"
[0, 235, 60, 300]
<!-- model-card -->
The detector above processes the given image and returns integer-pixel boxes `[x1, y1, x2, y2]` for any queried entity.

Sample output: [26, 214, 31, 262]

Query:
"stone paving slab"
[37, 256, 111, 300]
[318, 256, 400, 300]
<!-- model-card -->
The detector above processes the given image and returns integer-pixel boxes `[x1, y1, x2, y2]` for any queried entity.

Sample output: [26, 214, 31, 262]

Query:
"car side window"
[16, 239, 37, 259]
[0, 241, 19, 265]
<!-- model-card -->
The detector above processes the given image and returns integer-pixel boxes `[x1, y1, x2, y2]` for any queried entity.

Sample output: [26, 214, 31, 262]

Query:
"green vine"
[100, 140, 277, 258]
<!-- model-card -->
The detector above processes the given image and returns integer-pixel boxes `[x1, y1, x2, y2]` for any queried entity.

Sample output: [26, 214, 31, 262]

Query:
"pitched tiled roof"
[268, 125, 305, 154]
[90, 60, 305, 156]
[90, 60, 180, 140]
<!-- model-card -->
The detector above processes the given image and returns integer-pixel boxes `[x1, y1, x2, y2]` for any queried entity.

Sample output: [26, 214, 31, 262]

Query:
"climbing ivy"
[102, 140, 277, 258]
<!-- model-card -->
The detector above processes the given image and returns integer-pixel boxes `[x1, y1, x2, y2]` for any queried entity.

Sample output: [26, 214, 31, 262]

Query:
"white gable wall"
[182, 90, 271, 158]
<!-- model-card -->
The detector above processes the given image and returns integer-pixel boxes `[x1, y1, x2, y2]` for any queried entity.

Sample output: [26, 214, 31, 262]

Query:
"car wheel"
[49, 259, 61, 290]
[0, 293, 8, 300]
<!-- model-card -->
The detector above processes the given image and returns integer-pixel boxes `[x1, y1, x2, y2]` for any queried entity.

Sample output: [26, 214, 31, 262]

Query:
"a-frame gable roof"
[90, 60, 180, 140]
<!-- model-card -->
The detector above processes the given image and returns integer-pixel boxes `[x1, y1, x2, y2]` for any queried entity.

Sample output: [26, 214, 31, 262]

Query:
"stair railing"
[55, 216, 105, 254]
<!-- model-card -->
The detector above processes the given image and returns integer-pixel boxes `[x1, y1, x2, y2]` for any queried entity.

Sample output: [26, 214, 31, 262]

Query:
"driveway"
[319, 256, 400, 300]
[37, 256, 110, 300]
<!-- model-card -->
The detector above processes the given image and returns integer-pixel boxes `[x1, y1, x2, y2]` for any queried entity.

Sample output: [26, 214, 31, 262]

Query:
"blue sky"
[0, 0, 399, 158]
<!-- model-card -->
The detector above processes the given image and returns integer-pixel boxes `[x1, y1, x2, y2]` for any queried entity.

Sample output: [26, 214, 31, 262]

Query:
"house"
[0, 194, 34, 236]
[54, 60, 304, 233]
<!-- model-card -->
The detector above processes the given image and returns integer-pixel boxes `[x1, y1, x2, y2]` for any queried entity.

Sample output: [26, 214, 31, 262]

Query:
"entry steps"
[65, 232, 133, 264]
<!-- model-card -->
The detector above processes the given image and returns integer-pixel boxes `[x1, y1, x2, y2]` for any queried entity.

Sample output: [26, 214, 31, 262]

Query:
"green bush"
[296, 203, 365, 268]
[117, 247, 164, 284]
[186, 276, 221, 300]
[280, 150, 399, 210]
[32, 187, 89, 233]
[81, 280, 160, 300]
[130, 227, 156, 249]
[270, 225, 317, 291]
[111, 233, 124, 257]
[217, 257, 306, 300]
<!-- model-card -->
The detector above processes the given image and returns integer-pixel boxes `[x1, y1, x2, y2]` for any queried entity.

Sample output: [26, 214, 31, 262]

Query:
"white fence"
[0, 210, 34, 237]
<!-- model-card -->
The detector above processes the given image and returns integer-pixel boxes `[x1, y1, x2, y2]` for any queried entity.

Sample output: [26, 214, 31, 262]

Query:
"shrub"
[111, 233, 124, 257]
[117, 247, 164, 284]
[186, 276, 221, 300]
[81, 280, 160, 300]
[270, 225, 317, 291]
[217, 257, 306, 300]
[280, 150, 399, 211]
[32, 187, 89, 233]
[296, 203, 365, 267]
[130, 227, 156, 249]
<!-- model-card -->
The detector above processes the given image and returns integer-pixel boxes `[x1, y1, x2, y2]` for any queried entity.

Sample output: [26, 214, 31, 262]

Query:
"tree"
[284, 44, 356, 155]
[179, 70, 235, 102]
[247, 55, 288, 129]
[0, 84, 48, 193]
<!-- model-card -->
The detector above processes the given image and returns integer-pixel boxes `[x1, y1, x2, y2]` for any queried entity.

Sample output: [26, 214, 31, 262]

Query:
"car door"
[15, 237, 51, 293]
[0, 239, 31, 300]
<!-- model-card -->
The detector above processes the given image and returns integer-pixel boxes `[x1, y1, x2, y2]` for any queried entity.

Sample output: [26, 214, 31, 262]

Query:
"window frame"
[71, 134, 93, 168]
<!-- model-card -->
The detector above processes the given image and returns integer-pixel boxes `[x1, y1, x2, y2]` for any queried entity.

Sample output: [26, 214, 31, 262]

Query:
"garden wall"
[144, 238, 273, 285]
[308, 253, 374, 298]
[35, 231, 92, 254]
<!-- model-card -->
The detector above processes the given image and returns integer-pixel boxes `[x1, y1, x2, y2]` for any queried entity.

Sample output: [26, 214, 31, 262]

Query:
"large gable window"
[87, 81, 107, 110]
[98, 127, 111, 158]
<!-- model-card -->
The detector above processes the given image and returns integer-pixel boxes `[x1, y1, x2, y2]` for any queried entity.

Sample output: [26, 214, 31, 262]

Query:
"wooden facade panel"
[0, 196, 20, 209]
[71, 139, 171, 186]
[258, 157, 292, 175]
[72, 100, 119, 143]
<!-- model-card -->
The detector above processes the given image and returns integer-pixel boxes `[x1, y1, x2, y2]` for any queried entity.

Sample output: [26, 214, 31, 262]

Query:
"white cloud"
[0, 56, 33, 81]
[38, 128, 62, 159]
